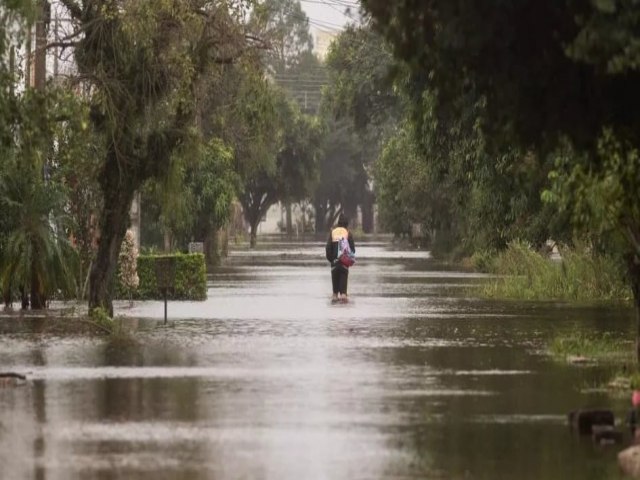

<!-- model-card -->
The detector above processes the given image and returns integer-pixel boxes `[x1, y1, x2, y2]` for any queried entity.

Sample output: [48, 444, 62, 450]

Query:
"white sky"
[299, 0, 361, 33]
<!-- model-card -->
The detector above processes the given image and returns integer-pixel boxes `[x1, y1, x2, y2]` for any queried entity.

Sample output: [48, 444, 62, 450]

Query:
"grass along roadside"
[476, 241, 631, 302]
[547, 329, 640, 393]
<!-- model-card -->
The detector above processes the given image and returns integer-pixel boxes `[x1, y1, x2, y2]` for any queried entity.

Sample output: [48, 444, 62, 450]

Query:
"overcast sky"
[299, 0, 360, 33]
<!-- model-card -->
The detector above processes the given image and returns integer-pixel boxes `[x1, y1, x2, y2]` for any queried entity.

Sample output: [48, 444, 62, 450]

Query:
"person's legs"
[338, 268, 349, 298]
[331, 267, 340, 299]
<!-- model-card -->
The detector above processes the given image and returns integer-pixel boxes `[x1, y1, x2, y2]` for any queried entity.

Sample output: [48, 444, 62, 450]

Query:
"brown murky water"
[0, 241, 635, 479]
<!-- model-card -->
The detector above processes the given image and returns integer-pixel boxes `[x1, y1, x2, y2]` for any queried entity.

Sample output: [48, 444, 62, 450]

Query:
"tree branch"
[245, 34, 271, 50]
[212, 55, 236, 65]
[45, 40, 78, 51]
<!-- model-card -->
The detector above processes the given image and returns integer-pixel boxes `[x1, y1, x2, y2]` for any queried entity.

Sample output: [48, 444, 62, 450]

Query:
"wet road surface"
[0, 241, 635, 479]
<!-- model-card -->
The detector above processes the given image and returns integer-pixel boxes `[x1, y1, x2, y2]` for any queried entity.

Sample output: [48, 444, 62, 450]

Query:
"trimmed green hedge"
[116, 253, 207, 301]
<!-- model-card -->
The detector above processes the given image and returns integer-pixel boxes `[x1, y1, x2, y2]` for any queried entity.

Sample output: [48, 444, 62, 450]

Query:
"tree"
[320, 25, 401, 233]
[277, 49, 327, 115]
[312, 119, 365, 234]
[155, 139, 238, 265]
[236, 76, 320, 247]
[277, 104, 322, 234]
[362, 0, 640, 357]
[253, 0, 313, 74]
[254, 0, 319, 235]
[323, 25, 398, 135]
[0, 155, 78, 309]
[214, 68, 279, 248]
[58, 0, 253, 315]
[374, 125, 429, 238]
[0, 88, 83, 308]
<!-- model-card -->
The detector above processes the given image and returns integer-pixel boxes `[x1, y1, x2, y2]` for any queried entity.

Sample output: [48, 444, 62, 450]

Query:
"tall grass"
[548, 330, 632, 362]
[481, 241, 631, 302]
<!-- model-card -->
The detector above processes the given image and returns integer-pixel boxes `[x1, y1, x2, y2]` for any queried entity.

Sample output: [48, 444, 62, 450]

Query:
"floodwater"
[0, 240, 636, 479]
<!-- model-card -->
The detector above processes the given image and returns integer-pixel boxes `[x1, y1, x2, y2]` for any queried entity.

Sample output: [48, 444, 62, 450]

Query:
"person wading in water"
[325, 214, 356, 303]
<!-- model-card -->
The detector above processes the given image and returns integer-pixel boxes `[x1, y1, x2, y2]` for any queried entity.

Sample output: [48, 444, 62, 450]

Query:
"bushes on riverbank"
[479, 241, 631, 302]
[116, 253, 207, 301]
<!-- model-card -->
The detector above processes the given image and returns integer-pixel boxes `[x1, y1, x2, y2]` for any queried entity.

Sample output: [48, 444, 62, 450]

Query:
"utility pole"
[34, 0, 49, 91]
[9, 46, 15, 96]
[53, 14, 58, 78]
[25, 21, 32, 89]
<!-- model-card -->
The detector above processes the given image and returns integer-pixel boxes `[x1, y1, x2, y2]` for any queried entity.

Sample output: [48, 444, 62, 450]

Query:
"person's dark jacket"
[325, 227, 355, 266]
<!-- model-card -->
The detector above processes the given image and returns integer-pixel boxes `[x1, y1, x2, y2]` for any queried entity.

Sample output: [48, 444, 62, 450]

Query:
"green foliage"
[362, 1, 640, 150]
[59, 0, 252, 313]
[545, 130, 640, 261]
[116, 254, 207, 301]
[0, 158, 79, 303]
[277, 50, 326, 115]
[253, 0, 313, 73]
[359, 0, 640, 319]
[317, 25, 398, 233]
[277, 101, 322, 203]
[0, 85, 88, 307]
[236, 75, 321, 246]
[374, 124, 428, 236]
[482, 241, 630, 302]
[89, 306, 113, 326]
[312, 118, 363, 232]
[323, 25, 399, 133]
[141, 138, 238, 258]
[469, 250, 496, 274]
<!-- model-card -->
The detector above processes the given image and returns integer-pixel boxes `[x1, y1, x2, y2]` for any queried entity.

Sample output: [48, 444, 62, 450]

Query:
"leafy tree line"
[0, 0, 378, 316]
[336, 1, 640, 358]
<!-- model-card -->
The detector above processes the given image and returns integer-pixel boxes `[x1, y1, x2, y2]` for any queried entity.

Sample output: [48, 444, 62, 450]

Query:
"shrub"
[118, 230, 139, 296]
[469, 249, 496, 273]
[115, 253, 206, 300]
[481, 240, 630, 302]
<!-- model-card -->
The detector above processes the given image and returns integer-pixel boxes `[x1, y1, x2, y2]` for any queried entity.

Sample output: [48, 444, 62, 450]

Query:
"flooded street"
[0, 241, 635, 479]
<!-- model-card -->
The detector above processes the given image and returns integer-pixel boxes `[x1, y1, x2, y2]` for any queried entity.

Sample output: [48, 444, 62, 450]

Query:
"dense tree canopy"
[362, 0, 640, 357]
[254, 0, 313, 74]
[53, 0, 257, 315]
[317, 25, 398, 234]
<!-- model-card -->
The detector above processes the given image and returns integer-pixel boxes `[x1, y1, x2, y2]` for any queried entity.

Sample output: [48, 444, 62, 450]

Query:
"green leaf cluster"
[0, 81, 92, 306]
[361, 0, 640, 263]
[115, 253, 207, 301]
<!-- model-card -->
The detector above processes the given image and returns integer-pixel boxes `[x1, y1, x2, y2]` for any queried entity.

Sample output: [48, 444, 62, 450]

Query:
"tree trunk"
[89, 170, 136, 317]
[327, 206, 340, 231]
[21, 286, 29, 310]
[204, 224, 219, 267]
[24, 22, 32, 89]
[361, 193, 375, 234]
[344, 203, 358, 229]
[629, 254, 640, 364]
[285, 201, 293, 237]
[250, 221, 258, 249]
[3, 286, 11, 309]
[218, 227, 229, 259]
[29, 257, 46, 309]
[163, 229, 172, 253]
[314, 201, 326, 235]
[34, 0, 47, 91]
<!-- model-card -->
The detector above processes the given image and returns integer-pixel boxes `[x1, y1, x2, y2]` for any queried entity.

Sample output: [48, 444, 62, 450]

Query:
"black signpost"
[154, 257, 176, 325]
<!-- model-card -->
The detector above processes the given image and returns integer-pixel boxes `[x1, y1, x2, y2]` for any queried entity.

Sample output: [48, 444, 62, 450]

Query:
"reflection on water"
[0, 241, 634, 479]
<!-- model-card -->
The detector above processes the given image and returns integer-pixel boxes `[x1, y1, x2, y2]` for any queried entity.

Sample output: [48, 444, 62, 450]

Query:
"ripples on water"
[0, 241, 634, 479]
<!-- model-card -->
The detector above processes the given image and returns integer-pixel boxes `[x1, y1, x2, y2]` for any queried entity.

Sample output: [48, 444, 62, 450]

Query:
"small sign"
[188, 242, 204, 254]
[154, 257, 176, 325]
[155, 257, 176, 291]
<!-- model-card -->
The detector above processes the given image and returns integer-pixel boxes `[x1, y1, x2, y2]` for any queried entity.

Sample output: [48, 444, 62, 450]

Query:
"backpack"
[337, 236, 355, 267]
